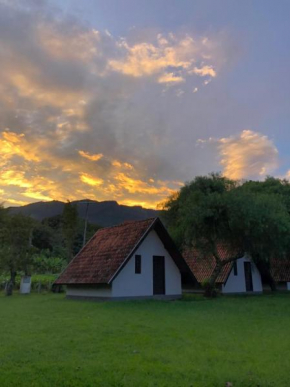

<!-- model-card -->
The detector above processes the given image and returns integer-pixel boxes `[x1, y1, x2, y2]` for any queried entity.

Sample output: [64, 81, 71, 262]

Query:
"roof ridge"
[97, 217, 158, 231]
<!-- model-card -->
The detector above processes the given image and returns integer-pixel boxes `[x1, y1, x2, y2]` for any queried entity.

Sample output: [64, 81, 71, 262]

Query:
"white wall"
[112, 230, 182, 297]
[67, 285, 112, 298]
[20, 276, 31, 294]
[222, 255, 263, 294]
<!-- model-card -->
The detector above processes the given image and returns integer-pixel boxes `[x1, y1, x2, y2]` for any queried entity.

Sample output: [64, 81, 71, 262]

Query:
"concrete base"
[66, 294, 181, 302]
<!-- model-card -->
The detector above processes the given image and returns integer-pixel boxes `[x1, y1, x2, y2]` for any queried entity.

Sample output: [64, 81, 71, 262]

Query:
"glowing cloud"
[22, 190, 53, 201]
[108, 34, 219, 83]
[114, 173, 175, 195]
[218, 130, 279, 180]
[112, 160, 134, 170]
[158, 73, 185, 84]
[80, 174, 104, 187]
[0, 131, 40, 164]
[0, 170, 32, 188]
[78, 151, 103, 162]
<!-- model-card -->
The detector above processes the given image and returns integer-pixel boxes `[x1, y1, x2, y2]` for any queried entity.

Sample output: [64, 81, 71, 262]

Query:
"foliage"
[0, 211, 36, 295]
[0, 202, 101, 295]
[1, 293, 290, 386]
[241, 177, 290, 213]
[29, 274, 58, 291]
[163, 173, 237, 249]
[32, 223, 55, 251]
[73, 219, 101, 254]
[0, 203, 8, 240]
[227, 189, 290, 261]
[163, 174, 290, 295]
[32, 251, 66, 274]
[39, 212, 101, 258]
[0, 273, 58, 291]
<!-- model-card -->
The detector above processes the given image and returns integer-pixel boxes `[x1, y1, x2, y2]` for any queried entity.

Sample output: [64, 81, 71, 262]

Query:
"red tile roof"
[270, 259, 290, 282]
[55, 218, 155, 285]
[183, 245, 240, 284]
[55, 217, 193, 285]
[184, 246, 290, 284]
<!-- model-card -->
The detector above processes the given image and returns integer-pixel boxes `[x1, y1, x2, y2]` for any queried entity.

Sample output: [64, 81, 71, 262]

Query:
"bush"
[32, 251, 66, 274]
[0, 273, 58, 292]
[0, 273, 21, 290]
[30, 274, 59, 291]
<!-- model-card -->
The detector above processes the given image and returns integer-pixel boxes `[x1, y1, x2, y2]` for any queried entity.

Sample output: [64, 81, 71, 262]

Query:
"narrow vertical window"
[135, 255, 141, 274]
[233, 261, 238, 276]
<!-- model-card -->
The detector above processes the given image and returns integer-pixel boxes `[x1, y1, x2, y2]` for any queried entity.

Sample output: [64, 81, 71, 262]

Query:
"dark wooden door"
[153, 256, 165, 295]
[244, 262, 253, 292]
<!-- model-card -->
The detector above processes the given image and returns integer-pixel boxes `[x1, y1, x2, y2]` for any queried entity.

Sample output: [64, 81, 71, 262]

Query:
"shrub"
[0, 273, 58, 292]
[32, 251, 66, 274]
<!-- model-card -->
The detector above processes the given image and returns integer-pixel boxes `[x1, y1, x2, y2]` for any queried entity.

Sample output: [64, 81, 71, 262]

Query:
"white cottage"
[55, 218, 194, 300]
[269, 259, 290, 291]
[183, 247, 263, 294]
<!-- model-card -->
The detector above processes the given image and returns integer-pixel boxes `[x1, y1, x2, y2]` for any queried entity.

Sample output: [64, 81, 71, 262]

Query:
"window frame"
[135, 254, 141, 274]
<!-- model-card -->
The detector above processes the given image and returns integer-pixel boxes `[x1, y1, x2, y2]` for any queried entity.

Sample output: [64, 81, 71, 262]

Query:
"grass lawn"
[1, 293, 290, 387]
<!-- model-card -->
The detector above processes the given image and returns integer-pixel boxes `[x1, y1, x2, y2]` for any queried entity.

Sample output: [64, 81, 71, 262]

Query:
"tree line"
[2, 174, 290, 298]
[163, 174, 290, 296]
[0, 201, 100, 295]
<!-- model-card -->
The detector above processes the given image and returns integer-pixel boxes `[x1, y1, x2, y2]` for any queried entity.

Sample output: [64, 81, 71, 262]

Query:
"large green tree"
[0, 212, 35, 295]
[163, 174, 290, 296]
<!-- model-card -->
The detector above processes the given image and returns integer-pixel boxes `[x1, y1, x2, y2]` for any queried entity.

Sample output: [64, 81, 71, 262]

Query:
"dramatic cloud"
[0, 0, 231, 208]
[219, 130, 279, 179]
[197, 130, 279, 180]
[108, 34, 218, 83]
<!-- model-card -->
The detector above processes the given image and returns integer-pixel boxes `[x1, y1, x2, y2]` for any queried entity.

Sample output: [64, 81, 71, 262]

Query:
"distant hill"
[8, 200, 158, 227]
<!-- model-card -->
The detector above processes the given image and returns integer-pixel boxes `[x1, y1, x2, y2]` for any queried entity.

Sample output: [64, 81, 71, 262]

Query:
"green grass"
[1, 293, 290, 387]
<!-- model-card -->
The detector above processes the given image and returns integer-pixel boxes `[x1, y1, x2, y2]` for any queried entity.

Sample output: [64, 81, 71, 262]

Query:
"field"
[1, 293, 290, 387]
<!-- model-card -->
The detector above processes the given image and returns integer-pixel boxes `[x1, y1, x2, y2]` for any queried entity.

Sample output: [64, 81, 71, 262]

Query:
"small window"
[233, 261, 238, 276]
[135, 255, 141, 274]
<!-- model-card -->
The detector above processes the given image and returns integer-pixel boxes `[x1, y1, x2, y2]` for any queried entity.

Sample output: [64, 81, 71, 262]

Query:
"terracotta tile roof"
[184, 246, 290, 284]
[270, 259, 290, 282]
[55, 217, 193, 285]
[55, 218, 156, 285]
[183, 245, 241, 284]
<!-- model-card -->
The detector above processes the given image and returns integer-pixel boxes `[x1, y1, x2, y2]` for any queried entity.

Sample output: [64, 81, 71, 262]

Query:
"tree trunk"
[268, 276, 277, 292]
[205, 262, 223, 297]
[11, 270, 16, 285]
[5, 271, 16, 296]
[5, 281, 13, 296]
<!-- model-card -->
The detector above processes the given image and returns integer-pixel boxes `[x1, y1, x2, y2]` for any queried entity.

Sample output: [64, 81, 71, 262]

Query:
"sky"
[0, 0, 290, 209]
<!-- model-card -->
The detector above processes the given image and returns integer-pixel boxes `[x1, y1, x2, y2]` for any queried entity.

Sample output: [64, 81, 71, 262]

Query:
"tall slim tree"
[62, 201, 79, 261]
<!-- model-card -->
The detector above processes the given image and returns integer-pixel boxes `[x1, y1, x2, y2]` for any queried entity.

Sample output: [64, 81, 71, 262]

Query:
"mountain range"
[8, 200, 158, 227]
